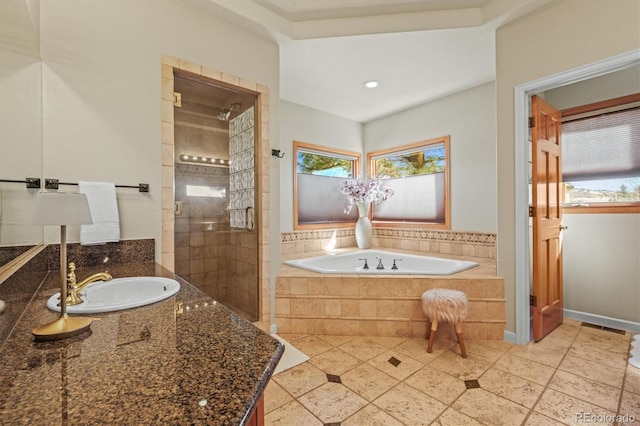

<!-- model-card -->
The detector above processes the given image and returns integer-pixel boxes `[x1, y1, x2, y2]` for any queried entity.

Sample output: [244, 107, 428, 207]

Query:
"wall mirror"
[0, 0, 44, 272]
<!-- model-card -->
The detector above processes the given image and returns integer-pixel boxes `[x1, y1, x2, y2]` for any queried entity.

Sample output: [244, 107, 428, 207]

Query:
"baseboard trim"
[564, 309, 640, 333]
[503, 330, 518, 344]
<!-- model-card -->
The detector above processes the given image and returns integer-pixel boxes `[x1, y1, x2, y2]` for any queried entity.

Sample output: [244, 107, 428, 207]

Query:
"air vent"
[581, 322, 626, 335]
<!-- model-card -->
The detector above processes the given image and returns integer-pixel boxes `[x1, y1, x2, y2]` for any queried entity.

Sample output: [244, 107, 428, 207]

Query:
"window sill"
[562, 203, 640, 214]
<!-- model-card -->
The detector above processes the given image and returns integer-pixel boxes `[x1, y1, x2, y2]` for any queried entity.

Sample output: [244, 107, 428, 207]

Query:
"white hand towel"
[78, 181, 120, 245]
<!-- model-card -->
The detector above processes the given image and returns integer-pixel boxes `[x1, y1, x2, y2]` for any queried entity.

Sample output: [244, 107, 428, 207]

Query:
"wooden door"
[531, 95, 564, 341]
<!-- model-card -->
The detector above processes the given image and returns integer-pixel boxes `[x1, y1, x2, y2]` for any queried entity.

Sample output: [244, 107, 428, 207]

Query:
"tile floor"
[264, 320, 640, 426]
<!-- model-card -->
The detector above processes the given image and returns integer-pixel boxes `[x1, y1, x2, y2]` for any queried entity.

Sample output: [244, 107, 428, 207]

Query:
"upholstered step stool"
[421, 288, 468, 358]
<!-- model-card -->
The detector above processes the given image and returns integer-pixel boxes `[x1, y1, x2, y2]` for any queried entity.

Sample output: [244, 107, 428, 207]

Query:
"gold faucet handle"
[67, 262, 77, 286]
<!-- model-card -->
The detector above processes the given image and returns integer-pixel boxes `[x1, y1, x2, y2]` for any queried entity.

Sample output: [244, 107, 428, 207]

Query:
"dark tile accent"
[464, 379, 481, 389]
[326, 374, 342, 384]
[388, 356, 401, 367]
[0, 245, 32, 267]
[324, 423, 341, 426]
[580, 322, 626, 335]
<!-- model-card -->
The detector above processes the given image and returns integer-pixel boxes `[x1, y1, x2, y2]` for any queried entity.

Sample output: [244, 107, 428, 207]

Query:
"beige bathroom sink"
[46, 277, 180, 314]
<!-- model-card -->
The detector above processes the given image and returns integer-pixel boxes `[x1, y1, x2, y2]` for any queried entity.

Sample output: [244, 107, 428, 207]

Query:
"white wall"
[562, 214, 640, 322]
[35, 0, 279, 261]
[364, 82, 497, 233]
[496, 0, 640, 333]
[0, 0, 42, 247]
[279, 100, 363, 232]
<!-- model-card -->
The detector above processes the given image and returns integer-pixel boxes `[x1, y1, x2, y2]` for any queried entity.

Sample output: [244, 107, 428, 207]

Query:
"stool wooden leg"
[425, 321, 431, 339]
[427, 320, 438, 353]
[455, 321, 467, 358]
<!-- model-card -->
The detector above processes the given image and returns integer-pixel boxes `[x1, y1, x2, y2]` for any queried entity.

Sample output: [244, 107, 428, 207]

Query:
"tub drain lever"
[358, 258, 369, 270]
[392, 259, 403, 270]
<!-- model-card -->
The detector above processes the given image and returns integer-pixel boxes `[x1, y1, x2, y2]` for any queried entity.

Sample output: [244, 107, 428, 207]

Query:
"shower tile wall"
[174, 162, 229, 301]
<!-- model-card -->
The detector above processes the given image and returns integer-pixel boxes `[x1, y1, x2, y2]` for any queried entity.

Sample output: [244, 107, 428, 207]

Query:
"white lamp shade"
[31, 192, 93, 226]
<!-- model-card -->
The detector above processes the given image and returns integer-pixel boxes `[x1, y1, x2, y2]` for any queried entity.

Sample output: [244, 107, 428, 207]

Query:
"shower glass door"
[173, 75, 258, 321]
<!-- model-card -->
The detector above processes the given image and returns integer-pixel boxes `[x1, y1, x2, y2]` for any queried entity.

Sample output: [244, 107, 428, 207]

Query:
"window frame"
[561, 93, 640, 215]
[293, 140, 362, 230]
[367, 136, 451, 229]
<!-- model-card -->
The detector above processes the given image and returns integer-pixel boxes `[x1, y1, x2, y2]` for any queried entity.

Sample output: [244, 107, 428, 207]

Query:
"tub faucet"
[392, 258, 403, 270]
[66, 262, 113, 306]
[376, 256, 385, 270]
[358, 258, 369, 270]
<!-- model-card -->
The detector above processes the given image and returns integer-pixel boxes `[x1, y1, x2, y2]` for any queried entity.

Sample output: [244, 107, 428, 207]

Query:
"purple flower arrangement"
[340, 177, 394, 213]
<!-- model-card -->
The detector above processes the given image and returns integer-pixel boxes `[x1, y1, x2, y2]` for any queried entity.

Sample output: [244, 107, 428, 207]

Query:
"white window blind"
[562, 107, 640, 182]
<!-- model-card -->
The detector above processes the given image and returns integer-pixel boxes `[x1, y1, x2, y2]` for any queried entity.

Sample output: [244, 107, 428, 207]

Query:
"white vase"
[355, 201, 372, 249]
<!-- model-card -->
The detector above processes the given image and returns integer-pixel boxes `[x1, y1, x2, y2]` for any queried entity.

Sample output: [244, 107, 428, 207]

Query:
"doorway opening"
[513, 49, 640, 345]
[159, 55, 272, 327]
[173, 74, 258, 321]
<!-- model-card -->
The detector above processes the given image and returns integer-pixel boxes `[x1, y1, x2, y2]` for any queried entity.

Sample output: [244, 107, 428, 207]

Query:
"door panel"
[531, 95, 564, 341]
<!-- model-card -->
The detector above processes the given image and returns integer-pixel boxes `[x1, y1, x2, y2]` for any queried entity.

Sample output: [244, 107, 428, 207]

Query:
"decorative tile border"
[281, 228, 497, 260]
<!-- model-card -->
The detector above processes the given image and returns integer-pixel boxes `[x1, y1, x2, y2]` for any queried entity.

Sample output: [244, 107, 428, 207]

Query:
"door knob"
[560, 225, 568, 230]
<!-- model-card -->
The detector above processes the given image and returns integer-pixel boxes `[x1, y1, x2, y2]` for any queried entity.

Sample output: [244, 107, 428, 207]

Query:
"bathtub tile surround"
[276, 251, 504, 339]
[281, 228, 497, 260]
[265, 320, 639, 425]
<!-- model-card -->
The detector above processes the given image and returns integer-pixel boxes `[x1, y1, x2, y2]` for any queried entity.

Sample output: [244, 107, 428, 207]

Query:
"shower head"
[217, 103, 241, 121]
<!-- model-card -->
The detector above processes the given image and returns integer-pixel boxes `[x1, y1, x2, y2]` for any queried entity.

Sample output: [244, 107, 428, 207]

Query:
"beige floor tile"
[575, 329, 631, 354]
[298, 382, 367, 424]
[534, 388, 617, 426]
[308, 347, 361, 375]
[264, 400, 322, 426]
[452, 388, 529, 426]
[559, 354, 625, 388]
[342, 404, 404, 426]
[549, 370, 621, 412]
[624, 364, 640, 395]
[568, 342, 628, 370]
[524, 411, 569, 425]
[290, 335, 333, 357]
[432, 407, 484, 426]
[272, 362, 327, 398]
[470, 338, 515, 353]
[493, 353, 556, 386]
[507, 340, 569, 368]
[341, 363, 399, 402]
[367, 349, 424, 380]
[429, 350, 493, 381]
[338, 337, 390, 361]
[373, 382, 447, 426]
[276, 333, 307, 343]
[264, 380, 293, 414]
[317, 334, 358, 346]
[454, 340, 510, 363]
[478, 367, 544, 408]
[619, 390, 640, 424]
[368, 336, 407, 348]
[404, 366, 466, 405]
[393, 337, 454, 364]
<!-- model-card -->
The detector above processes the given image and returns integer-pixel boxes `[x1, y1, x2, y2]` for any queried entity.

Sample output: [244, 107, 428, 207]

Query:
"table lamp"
[31, 192, 94, 341]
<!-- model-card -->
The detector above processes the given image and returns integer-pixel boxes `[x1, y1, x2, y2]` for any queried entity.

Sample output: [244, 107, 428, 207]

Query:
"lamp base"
[32, 314, 92, 341]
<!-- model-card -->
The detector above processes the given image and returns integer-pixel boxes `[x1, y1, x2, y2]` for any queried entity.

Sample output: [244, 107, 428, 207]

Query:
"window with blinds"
[293, 141, 361, 229]
[367, 136, 450, 228]
[562, 95, 640, 209]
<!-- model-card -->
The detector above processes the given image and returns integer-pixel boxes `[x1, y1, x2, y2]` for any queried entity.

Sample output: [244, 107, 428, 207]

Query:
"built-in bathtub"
[276, 249, 506, 340]
[283, 249, 478, 275]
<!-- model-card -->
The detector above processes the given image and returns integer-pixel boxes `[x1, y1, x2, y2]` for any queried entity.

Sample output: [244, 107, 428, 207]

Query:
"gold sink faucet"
[66, 262, 113, 305]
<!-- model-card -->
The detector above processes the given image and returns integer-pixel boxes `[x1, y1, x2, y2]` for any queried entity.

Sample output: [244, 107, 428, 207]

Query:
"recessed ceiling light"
[364, 80, 379, 88]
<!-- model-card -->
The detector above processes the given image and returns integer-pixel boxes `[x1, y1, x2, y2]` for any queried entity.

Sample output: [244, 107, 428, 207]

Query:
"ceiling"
[184, 0, 551, 122]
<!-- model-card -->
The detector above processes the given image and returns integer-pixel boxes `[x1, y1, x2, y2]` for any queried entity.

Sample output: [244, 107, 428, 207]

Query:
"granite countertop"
[0, 262, 284, 425]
